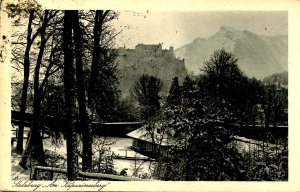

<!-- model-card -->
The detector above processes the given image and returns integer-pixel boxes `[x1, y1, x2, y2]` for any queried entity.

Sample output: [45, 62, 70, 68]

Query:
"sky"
[112, 11, 288, 49]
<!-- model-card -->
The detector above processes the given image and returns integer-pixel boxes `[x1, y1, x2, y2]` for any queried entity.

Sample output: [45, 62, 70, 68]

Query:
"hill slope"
[116, 45, 187, 97]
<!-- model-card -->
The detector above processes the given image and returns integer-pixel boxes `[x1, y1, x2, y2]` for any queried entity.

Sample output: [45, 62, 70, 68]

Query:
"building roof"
[126, 125, 176, 146]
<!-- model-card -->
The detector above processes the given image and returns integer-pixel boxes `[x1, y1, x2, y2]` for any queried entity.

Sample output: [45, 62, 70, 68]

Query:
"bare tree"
[16, 10, 34, 153]
[6, 0, 43, 153]
[88, 10, 110, 106]
[72, 10, 92, 171]
[19, 10, 60, 168]
[19, 10, 49, 167]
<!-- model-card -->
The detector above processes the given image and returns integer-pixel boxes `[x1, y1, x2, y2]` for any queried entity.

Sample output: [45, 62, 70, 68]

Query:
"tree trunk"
[72, 10, 93, 172]
[16, 10, 34, 153]
[19, 10, 49, 167]
[63, 10, 79, 180]
[88, 10, 109, 107]
[273, 105, 278, 128]
[252, 107, 256, 127]
[265, 88, 272, 129]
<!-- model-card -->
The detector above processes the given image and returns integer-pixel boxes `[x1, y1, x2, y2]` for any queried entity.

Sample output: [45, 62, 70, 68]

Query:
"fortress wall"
[117, 44, 180, 63]
[116, 44, 187, 97]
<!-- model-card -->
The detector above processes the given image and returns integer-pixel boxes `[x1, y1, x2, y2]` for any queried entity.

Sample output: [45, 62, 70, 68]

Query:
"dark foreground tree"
[166, 76, 181, 108]
[10, 6, 120, 177]
[63, 10, 79, 180]
[16, 10, 34, 153]
[72, 10, 92, 172]
[262, 83, 288, 128]
[88, 10, 110, 106]
[199, 49, 249, 125]
[132, 74, 163, 121]
[87, 10, 120, 122]
[7, 0, 42, 154]
[153, 49, 287, 181]
[181, 75, 196, 107]
[75, 10, 119, 170]
[19, 10, 50, 167]
[152, 70, 246, 181]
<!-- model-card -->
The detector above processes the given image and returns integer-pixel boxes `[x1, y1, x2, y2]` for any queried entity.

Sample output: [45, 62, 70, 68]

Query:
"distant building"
[115, 44, 187, 97]
[117, 43, 176, 60]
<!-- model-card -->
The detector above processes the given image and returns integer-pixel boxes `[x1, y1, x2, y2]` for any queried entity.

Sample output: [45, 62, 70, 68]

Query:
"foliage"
[91, 137, 117, 175]
[181, 75, 196, 107]
[242, 140, 288, 181]
[6, 0, 41, 18]
[120, 168, 128, 176]
[161, 111, 246, 180]
[83, 10, 121, 122]
[166, 76, 181, 107]
[10, 8, 121, 175]
[197, 49, 288, 128]
[113, 97, 139, 122]
[11, 81, 34, 112]
[151, 74, 247, 180]
[262, 71, 288, 87]
[241, 77, 265, 125]
[262, 84, 288, 127]
[132, 74, 163, 120]
[151, 52, 288, 180]
[199, 49, 247, 117]
[86, 48, 120, 122]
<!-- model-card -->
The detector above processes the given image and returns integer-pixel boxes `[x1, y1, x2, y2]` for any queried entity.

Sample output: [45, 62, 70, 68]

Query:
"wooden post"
[32, 168, 38, 180]
[16, 129, 18, 139]
[49, 171, 54, 180]
[42, 128, 44, 138]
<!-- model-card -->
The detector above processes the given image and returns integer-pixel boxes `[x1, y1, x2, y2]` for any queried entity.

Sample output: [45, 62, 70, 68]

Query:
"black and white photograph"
[1, 0, 300, 191]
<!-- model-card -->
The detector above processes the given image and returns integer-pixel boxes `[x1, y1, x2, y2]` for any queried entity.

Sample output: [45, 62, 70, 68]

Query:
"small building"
[126, 124, 175, 158]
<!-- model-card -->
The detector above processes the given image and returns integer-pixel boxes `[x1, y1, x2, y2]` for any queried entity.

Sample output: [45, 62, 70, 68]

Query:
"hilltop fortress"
[115, 43, 187, 97]
[117, 43, 176, 59]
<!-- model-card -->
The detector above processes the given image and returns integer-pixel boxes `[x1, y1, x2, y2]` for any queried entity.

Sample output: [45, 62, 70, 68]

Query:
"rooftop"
[126, 125, 176, 146]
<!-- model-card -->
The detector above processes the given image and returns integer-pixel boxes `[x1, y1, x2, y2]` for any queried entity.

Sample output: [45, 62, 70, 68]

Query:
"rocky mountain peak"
[175, 26, 287, 79]
[219, 25, 239, 32]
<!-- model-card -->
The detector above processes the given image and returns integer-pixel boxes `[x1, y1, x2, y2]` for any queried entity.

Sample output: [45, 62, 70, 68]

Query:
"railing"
[11, 128, 50, 146]
[236, 124, 288, 143]
[32, 166, 151, 181]
[11, 111, 145, 137]
[11, 128, 50, 139]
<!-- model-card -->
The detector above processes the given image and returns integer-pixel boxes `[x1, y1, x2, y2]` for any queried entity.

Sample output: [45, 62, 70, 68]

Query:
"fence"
[32, 166, 151, 181]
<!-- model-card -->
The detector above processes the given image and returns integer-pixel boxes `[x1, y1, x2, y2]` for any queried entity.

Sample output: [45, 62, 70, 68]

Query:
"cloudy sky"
[112, 11, 288, 49]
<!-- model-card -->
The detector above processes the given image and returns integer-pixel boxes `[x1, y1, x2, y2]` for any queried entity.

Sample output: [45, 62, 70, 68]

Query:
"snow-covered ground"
[11, 149, 32, 180]
[11, 130, 153, 180]
[234, 136, 284, 151]
[11, 126, 284, 180]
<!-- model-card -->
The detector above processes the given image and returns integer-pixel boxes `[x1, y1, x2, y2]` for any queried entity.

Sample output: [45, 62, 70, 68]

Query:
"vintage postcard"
[1, 0, 300, 191]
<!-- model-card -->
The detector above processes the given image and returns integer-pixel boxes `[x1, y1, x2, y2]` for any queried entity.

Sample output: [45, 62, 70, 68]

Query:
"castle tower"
[158, 43, 162, 50]
[169, 46, 174, 58]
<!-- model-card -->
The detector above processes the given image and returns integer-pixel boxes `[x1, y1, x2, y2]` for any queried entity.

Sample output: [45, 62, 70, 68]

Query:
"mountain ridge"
[175, 26, 288, 79]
